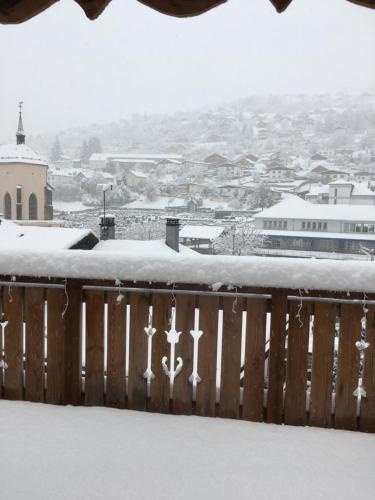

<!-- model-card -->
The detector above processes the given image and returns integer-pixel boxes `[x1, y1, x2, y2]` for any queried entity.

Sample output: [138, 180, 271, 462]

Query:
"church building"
[0, 103, 53, 220]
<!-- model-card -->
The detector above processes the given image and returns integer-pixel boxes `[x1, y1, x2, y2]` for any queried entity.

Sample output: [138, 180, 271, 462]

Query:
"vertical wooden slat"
[309, 302, 336, 428]
[219, 297, 242, 419]
[46, 288, 65, 405]
[85, 291, 104, 406]
[335, 303, 362, 431]
[195, 296, 219, 417]
[24, 287, 45, 402]
[284, 301, 310, 426]
[242, 298, 267, 422]
[173, 294, 195, 415]
[127, 292, 149, 411]
[63, 283, 82, 405]
[149, 293, 171, 413]
[3, 287, 24, 400]
[267, 294, 287, 424]
[106, 292, 126, 409]
[360, 305, 375, 432]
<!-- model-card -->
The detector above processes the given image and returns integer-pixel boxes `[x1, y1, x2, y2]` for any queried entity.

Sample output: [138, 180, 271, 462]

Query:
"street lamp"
[232, 223, 236, 255]
[103, 184, 113, 221]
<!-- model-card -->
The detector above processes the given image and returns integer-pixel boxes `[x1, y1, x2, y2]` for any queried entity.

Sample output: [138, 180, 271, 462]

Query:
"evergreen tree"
[80, 139, 89, 163]
[50, 136, 63, 162]
[87, 136, 102, 156]
[80, 136, 102, 163]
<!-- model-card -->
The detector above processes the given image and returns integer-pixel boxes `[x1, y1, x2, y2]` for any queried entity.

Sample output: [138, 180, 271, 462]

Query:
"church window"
[4, 192, 12, 219]
[29, 193, 38, 220]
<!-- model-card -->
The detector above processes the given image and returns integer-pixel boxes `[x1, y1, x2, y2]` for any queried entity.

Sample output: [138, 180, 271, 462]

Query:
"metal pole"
[103, 190, 106, 221]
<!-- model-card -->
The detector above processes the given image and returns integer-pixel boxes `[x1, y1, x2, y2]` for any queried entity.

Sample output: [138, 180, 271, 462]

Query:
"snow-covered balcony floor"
[1, 401, 374, 500]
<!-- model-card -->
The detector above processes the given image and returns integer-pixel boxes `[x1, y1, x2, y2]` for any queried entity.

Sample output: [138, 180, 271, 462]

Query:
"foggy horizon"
[1, 0, 375, 140]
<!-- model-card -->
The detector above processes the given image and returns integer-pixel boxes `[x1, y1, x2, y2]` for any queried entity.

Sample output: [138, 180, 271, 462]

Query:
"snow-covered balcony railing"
[0, 249, 374, 433]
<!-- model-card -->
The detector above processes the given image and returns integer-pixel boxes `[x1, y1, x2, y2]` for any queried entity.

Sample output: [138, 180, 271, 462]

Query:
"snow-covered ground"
[54, 201, 92, 212]
[0, 401, 374, 500]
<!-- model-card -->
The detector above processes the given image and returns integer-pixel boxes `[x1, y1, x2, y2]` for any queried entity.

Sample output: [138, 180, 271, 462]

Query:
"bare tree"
[251, 182, 276, 210]
[119, 220, 165, 240]
[214, 221, 265, 256]
[144, 179, 159, 201]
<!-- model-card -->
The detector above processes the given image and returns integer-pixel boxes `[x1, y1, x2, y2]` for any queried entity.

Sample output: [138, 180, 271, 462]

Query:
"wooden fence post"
[62, 281, 82, 405]
[267, 293, 288, 424]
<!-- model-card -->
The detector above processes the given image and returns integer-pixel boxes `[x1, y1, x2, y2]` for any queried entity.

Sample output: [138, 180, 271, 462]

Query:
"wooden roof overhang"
[0, 0, 375, 24]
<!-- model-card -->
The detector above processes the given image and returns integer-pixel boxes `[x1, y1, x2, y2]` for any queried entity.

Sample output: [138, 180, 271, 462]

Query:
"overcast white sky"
[0, 0, 374, 140]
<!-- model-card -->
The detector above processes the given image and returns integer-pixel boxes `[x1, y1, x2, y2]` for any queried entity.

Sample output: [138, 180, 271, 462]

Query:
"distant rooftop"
[179, 225, 225, 240]
[90, 153, 183, 162]
[255, 196, 375, 222]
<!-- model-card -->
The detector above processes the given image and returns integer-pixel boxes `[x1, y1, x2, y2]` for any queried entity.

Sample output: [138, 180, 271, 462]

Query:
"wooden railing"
[0, 275, 374, 433]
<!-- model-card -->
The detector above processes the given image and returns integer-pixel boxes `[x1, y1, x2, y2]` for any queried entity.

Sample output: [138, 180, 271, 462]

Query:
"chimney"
[100, 214, 115, 240]
[165, 218, 180, 252]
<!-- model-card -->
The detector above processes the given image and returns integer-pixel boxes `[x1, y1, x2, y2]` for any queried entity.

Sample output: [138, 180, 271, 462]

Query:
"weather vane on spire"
[18, 101, 23, 113]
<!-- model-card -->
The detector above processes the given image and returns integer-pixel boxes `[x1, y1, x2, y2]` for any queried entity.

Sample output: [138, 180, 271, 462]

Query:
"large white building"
[89, 153, 183, 171]
[254, 196, 375, 254]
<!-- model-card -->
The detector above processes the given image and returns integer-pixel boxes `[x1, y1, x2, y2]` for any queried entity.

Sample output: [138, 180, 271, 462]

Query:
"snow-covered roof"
[90, 153, 183, 162]
[122, 196, 186, 210]
[54, 201, 91, 212]
[306, 185, 329, 196]
[113, 159, 156, 164]
[352, 182, 375, 196]
[255, 196, 375, 222]
[0, 219, 92, 250]
[324, 169, 350, 175]
[49, 168, 78, 177]
[128, 170, 148, 178]
[179, 225, 225, 240]
[93, 239, 197, 256]
[200, 199, 233, 211]
[0, 143, 47, 166]
[328, 180, 353, 185]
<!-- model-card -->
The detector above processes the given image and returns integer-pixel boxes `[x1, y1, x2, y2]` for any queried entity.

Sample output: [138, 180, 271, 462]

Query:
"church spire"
[16, 101, 25, 145]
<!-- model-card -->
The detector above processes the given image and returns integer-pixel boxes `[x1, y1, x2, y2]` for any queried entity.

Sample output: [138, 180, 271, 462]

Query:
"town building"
[266, 163, 295, 180]
[179, 224, 225, 254]
[89, 153, 183, 171]
[321, 169, 350, 183]
[305, 181, 375, 205]
[254, 195, 375, 254]
[0, 104, 53, 221]
[124, 170, 148, 189]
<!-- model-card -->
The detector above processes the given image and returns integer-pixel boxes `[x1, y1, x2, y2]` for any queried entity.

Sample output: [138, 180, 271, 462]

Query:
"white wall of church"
[0, 162, 48, 220]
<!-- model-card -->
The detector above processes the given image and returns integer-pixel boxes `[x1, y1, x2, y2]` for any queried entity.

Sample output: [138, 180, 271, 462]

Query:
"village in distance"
[1, 91, 375, 260]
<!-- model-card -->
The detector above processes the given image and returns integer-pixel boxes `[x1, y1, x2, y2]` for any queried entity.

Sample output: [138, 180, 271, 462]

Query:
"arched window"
[29, 193, 38, 220]
[4, 192, 12, 219]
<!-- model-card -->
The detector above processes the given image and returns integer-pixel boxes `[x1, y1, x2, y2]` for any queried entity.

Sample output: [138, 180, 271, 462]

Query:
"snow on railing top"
[0, 249, 375, 293]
